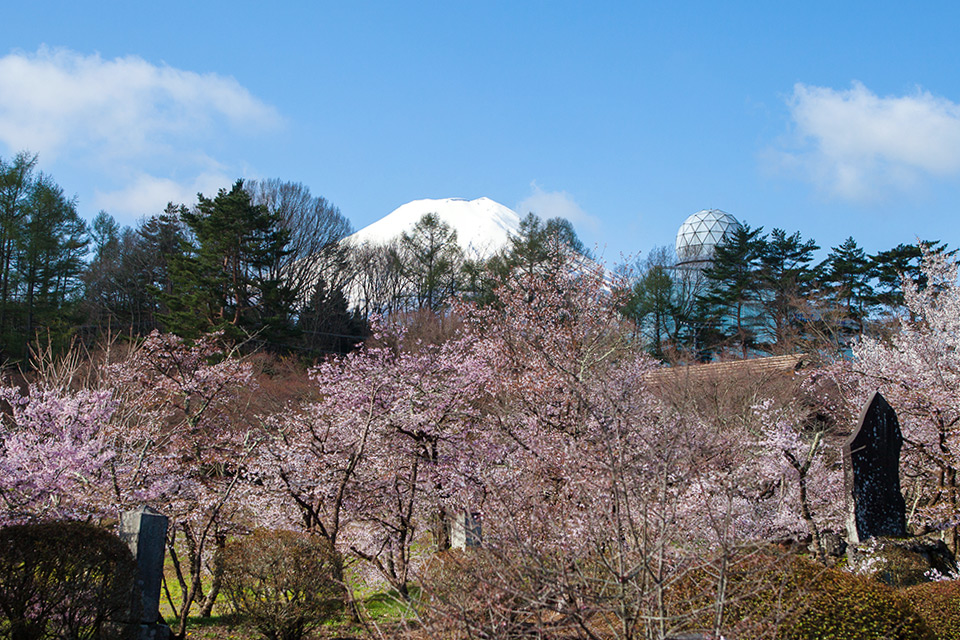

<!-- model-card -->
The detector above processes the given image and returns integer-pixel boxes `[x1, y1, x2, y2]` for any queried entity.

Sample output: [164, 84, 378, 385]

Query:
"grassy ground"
[158, 555, 420, 640]
[163, 592, 419, 640]
[159, 561, 228, 622]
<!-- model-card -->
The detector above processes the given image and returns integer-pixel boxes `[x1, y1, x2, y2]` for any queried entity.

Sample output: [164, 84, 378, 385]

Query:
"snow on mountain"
[346, 197, 521, 259]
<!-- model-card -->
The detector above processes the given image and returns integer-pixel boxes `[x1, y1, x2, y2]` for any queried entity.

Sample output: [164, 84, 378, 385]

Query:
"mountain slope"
[347, 197, 521, 259]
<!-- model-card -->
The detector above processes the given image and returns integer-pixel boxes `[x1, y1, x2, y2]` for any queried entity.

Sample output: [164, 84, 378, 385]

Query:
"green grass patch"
[359, 586, 421, 621]
[159, 556, 231, 623]
[157, 544, 425, 636]
[182, 615, 236, 628]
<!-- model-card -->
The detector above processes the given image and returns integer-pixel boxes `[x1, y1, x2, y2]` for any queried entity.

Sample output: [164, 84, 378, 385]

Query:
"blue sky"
[3, 2, 960, 264]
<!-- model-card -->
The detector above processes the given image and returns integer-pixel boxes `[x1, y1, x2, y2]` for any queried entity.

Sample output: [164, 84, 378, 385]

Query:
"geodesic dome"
[675, 209, 741, 268]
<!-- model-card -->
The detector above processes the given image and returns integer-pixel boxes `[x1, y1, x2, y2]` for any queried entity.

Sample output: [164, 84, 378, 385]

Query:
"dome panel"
[675, 209, 741, 267]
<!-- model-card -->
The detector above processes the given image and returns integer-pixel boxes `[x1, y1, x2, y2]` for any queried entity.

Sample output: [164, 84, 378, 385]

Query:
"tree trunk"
[198, 533, 225, 617]
[0, 236, 10, 336]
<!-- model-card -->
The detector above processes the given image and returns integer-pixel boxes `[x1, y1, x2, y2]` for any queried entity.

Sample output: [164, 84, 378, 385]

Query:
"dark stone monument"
[120, 506, 171, 640]
[843, 391, 907, 543]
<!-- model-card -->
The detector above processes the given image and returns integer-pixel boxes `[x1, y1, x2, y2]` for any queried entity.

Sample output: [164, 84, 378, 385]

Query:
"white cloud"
[0, 46, 281, 219]
[93, 172, 234, 219]
[515, 182, 600, 233]
[0, 47, 280, 161]
[777, 81, 960, 202]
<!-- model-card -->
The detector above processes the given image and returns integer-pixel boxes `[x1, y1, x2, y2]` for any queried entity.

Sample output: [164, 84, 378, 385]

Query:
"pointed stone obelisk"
[843, 391, 907, 543]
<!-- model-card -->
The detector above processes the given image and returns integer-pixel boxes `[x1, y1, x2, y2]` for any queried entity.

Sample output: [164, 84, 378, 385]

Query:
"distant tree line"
[0, 151, 945, 364]
[0, 153, 366, 362]
[0, 152, 590, 363]
[346, 211, 588, 316]
[0, 153, 87, 362]
[83, 178, 365, 359]
[623, 222, 953, 360]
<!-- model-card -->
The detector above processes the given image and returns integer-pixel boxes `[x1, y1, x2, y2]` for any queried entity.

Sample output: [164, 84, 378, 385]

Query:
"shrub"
[0, 520, 140, 640]
[903, 580, 960, 640]
[422, 545, 934, 639]
[776, 558, 932, 640]
[665, 550, 934, 640]
[419, 549, 567, 638]
[421, 546, 682, 638]
[665, 546, 801, 639]
[222, 529, 343, 640]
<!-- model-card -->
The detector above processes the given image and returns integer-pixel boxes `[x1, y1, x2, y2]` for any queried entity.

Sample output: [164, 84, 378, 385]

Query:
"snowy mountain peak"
[347, 197, 521, 259]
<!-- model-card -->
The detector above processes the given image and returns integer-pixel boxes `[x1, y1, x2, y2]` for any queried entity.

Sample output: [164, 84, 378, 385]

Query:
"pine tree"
[90, 210, 120, 263]
[621, 246, 689, 359]
[82, 204, 189, 334]
[164, 180, 293, 343]
[758, 229, 819, 351]
[819, 236, 874, 336]
[627, 263, 674, 358]
[469, 213, 589, 306]
[139, 205, 188, 302]
[698, 223, 765, 358]
[16, 173, 88, 354]
[504, 213, 586, 277]
[0, 152, 37, 340]
[296, 276, 368, 355]
[870, 240, 953, 313]
[399, 213, 463, 311]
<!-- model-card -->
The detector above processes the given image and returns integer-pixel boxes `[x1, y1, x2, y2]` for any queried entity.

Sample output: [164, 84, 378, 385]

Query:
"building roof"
[647, 353, 808, 384]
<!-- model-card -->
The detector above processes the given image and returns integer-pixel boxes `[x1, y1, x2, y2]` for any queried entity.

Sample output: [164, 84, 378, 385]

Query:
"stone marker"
[843, 391, 907, 543]
[120, 506, 171, 640]
[450, 510, 482, 549]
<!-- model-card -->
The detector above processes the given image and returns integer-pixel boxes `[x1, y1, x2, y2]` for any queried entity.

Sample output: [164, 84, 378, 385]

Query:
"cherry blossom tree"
[750, 397, 845, 560]
[252, 322, 488, 598]
[423, 257, 815, 639]
[105, 330, 258, 633]
[0, 384, 116, 524]
[4, 331, 265, 635]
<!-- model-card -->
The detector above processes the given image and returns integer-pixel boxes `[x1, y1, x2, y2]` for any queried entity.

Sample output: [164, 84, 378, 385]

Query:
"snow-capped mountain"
[346, 197, 521, 259]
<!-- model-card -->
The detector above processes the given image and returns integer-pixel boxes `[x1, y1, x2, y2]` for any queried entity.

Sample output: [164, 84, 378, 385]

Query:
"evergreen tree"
[296, 276, 368, 355]
[90, 210, 120, 263]
[503, 213, 587, 278]
[15, 173, 88, 354]
[818, 236, 874, 336]
[468, 213, 589, 306]
[0, 152, 37, 340]
[164, 180, 293, 342]
[459, 257, 493, 305]
[626, 263, 674, 358]
[698, 223, 765, 358]
[758, 228, 819, 351]
[870, 240, 953, 313]
[400, 213, 463, 311]
[83, 213, 171, 334]
[83, 204, 189, 335]
[0, 153, 90, 359]
[82, 211, 124, 329]
[139, 204, 188, 303]
[621, 246, 694, 359]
